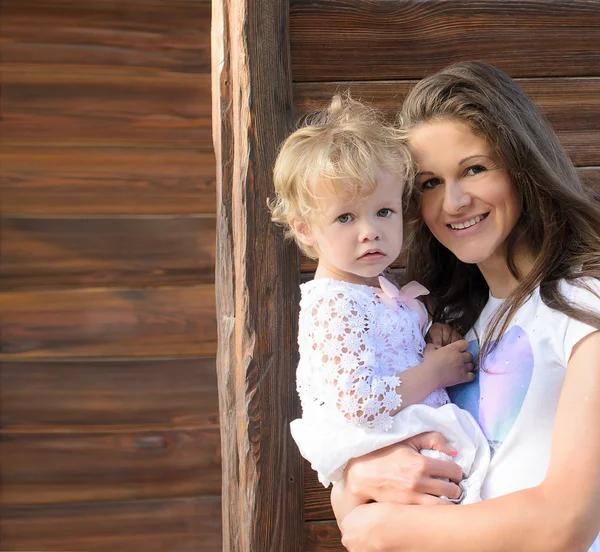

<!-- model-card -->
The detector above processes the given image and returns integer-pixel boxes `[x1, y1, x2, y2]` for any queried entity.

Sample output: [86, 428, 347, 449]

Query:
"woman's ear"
[290, 218, 315, 247]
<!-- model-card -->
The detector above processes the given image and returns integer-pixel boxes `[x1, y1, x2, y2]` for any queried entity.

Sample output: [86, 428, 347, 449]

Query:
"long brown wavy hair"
[399, 61, 600, 356]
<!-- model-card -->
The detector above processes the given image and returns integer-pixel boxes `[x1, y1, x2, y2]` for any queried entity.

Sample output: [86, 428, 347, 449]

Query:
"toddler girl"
[269, 94, 490, 518]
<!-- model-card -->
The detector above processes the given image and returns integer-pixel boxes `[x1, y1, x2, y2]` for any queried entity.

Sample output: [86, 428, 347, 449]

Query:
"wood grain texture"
[580, 168, 600, 191]
[305, 521, 344, 552]
[1, 496, 221, 552]
[290, 0, 600, 81]
[304, 461, 334, 521]
[213, 0, 305, 549]
[0, 145, 216, 215]
[0, 428, 221, 504]
[0, 68, 211, 145]
[0, 215, 215, 290]
[0, 357, 218, 427]
[0, 285, 216, 358]
[293, 78, 600, 167]
[0, 0, 211, 74]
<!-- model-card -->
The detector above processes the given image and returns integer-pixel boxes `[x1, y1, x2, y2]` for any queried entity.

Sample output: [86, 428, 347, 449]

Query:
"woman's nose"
[443, 181, 471, 214]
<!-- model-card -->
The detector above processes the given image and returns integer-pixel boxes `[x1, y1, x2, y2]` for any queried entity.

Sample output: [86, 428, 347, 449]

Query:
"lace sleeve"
[308, 290, 402, 431]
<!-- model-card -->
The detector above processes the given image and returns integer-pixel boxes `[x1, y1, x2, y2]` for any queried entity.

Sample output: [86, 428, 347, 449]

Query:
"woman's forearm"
[364, 487, 590, 552]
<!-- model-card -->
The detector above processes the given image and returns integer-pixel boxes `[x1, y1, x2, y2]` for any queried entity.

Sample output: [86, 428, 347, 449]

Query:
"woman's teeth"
[449, 214, 486, 230]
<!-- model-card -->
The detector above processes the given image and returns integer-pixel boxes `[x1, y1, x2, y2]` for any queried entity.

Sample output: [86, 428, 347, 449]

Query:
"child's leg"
[330, 478, 366, 528]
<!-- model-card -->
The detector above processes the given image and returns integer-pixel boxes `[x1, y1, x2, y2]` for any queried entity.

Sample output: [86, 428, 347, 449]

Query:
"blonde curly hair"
[268, 93, 413, 259]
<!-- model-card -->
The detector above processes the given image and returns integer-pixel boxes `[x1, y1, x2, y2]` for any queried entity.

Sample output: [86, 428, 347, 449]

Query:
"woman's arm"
[340, 330, 600, 552]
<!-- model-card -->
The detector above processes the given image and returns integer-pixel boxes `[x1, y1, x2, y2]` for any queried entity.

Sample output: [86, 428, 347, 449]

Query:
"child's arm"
[311, 293, 473, 430]
[394, 341, 474, 410]
[426, 322, 464, 349]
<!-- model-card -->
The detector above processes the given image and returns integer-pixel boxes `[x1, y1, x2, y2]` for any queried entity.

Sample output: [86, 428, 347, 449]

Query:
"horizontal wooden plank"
[580, 167, 600, 191]
[290, 0, 600, 81]
[1, 496, 221, 552]
[0, 0, 211, 74]
[293, 79, 600, 167]
[0, 145, 216, 215]
[0, 357, 218, 427]
[0, 68, 211, 144]
[0, 215, 215, 290]
[0, 428, 221, 504]
[304, 461, 334, 521]
[0, 285, 216, 358]
[305, 521, 343, 552]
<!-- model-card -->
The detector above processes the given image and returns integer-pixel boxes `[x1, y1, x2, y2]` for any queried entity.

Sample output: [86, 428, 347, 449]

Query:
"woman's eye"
[421, 177, 442, 190]
[336, 213, 354, 224]
[377, 208, 392, 218]
[465, 165, 486, 177]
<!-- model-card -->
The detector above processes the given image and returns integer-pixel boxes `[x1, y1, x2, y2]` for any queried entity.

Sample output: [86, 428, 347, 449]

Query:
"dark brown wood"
[0, 215, 215, 290]
[0, 145, 216, 215]
[0, 428, 221, 504]
[293, 78, 600, 167]
[213, 0, 304, 549]
[0, 0, 211, 74]
[304, 462, 334, 521]
[305, 521, 344, 552]
[580, 168, 600, 191]
[1, 68, 211, 144]
[290, 0, 600, 81]
[1, 496, 222, 552]
[0, 285, 216, 358]
[0, 357, 218, 427]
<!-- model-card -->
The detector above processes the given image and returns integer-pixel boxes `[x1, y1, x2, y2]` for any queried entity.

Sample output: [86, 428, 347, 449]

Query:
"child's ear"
[290, 218, 315, 246]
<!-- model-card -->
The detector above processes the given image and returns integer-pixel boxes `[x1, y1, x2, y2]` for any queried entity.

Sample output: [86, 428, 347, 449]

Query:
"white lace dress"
[290, 278, 490, 503]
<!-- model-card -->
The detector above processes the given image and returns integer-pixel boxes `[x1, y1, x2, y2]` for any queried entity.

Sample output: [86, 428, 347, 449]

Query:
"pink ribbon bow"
[378, 275, 430, 331]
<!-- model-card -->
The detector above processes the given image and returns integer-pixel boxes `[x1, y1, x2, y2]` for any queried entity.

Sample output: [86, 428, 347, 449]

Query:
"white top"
[295, 278, 448, 432]
[450, 278, 600, 550]
[291, 277, 463, 486]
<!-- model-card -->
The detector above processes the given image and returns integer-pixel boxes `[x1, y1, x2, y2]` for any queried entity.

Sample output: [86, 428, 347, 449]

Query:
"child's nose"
[359, 222, 380, 242]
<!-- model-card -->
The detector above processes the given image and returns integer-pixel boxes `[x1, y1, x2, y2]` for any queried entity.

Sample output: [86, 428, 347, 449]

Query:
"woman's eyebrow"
[415, 170, 434, 177]
[459, 154, 494, 164]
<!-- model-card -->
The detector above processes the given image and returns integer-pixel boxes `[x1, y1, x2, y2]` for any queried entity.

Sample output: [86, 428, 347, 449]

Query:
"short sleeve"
[307, 289, 402, 431]
[562, 278, 600, 364]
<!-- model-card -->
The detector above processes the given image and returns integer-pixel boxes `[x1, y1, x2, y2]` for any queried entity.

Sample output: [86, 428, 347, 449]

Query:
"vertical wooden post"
[212, 1, 304, 551]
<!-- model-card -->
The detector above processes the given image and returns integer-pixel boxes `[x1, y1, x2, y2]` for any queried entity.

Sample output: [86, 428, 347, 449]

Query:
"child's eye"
[336, 213, 354, 224]
[465, 165, 486, 177]
[377, 208, 392, 218]
[421, 177, 442, 190]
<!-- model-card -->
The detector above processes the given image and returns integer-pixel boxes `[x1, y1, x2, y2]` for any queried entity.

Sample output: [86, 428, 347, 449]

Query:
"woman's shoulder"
[558, 276, 600, 308]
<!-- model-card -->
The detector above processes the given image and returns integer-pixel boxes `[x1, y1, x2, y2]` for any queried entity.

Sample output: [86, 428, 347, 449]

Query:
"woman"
[333, 61, 600, 551]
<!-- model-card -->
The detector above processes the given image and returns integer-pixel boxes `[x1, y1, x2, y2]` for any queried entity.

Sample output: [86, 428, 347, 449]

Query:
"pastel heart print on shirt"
[447, 326, 534, 454]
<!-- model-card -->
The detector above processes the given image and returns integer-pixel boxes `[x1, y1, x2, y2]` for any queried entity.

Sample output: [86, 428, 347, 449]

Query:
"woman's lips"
[446, 212, 490, 235]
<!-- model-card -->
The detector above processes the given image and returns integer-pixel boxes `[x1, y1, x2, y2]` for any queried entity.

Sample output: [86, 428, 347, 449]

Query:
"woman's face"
[409, 119, 522, 269]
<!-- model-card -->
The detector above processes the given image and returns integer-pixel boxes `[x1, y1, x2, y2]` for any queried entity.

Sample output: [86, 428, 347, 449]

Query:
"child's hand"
[423, 340, 474, 388]
[426, 322, 463, 349]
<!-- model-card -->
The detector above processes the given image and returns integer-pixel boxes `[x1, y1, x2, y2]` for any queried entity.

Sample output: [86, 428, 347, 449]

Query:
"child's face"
[301, 171, 405, 286]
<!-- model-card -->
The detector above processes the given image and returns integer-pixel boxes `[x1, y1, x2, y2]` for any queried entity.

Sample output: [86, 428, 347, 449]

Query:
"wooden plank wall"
[288, 1, 600, 549]
[0, 1, 221, 551]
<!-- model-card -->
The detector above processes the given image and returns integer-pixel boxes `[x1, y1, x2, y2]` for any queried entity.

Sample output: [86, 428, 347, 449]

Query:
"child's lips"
[359, 250, 385, 261]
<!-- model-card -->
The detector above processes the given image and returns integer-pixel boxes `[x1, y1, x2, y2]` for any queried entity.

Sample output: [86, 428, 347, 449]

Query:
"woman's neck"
[477, 243, 535, 299]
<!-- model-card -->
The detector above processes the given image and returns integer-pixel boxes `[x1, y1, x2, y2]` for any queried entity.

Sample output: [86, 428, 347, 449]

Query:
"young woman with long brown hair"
[334, 61, 600, 552]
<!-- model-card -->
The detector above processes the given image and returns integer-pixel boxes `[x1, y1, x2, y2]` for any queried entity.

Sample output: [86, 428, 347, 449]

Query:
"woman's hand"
[426, 323, 463, 349]
[331, 432, 463, 523]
